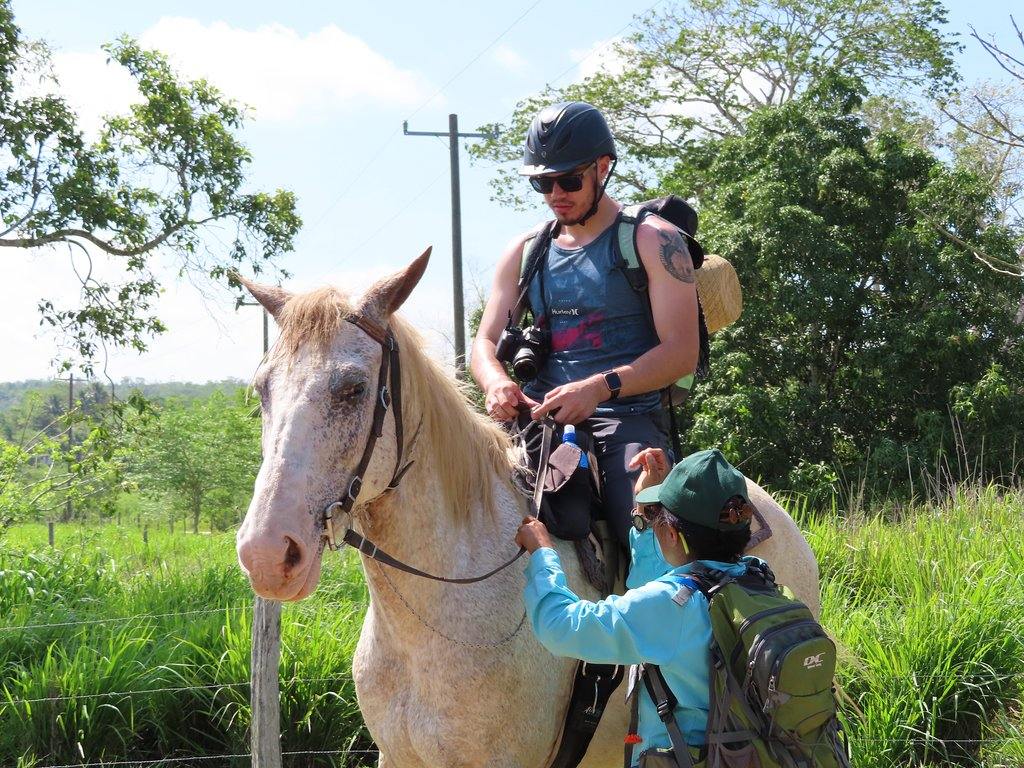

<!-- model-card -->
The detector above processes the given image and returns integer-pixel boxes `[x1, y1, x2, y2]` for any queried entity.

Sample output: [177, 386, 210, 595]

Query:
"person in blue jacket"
[515, 447, 756, 765]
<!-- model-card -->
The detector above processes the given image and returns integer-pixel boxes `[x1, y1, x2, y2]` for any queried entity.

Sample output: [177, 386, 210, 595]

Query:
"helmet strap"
[578, 158, 616, 226]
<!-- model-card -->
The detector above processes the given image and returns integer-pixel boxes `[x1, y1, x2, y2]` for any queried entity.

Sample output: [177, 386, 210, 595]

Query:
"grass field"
[2, 486, 1023, 767]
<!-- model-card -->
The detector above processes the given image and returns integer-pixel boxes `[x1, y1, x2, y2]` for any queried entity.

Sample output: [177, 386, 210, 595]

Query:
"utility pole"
[236, 296, 280, 768]
[404, 114, 489, 374]
[237, 301, 270, 356]
[64, 373, 73, 522]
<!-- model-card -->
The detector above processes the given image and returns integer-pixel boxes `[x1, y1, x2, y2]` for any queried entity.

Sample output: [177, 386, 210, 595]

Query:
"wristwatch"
[601, 370, 622, 401]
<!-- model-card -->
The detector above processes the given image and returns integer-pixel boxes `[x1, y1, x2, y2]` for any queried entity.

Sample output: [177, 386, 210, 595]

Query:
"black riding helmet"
[520, 101, 617, 177]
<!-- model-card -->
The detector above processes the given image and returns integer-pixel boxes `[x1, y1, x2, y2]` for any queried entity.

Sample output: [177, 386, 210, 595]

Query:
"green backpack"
[630, 560, 849, 768]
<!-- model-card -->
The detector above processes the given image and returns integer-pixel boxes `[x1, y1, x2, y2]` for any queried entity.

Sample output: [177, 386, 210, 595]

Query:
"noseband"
[321, 313, 526, 585]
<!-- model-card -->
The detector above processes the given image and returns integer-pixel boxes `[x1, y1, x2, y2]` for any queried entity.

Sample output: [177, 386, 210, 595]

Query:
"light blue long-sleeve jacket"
[523, 546, 750, 766]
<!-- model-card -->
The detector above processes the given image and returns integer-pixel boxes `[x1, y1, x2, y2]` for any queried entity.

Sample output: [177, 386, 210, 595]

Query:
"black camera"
[495, 322, 551, 381]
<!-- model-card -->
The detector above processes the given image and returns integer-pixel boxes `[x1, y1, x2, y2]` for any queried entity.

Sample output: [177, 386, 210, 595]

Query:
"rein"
[321, 313, 527, 585]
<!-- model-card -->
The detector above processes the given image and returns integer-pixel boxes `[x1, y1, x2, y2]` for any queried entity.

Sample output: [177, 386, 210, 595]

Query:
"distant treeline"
[0, 379, 248, 441]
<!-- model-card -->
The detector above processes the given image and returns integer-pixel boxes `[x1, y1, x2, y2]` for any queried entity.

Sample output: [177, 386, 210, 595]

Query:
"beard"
[551, 175, 602, 226]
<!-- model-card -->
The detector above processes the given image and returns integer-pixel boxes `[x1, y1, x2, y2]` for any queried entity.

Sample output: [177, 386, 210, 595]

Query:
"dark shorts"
[586, 409, 673, 546]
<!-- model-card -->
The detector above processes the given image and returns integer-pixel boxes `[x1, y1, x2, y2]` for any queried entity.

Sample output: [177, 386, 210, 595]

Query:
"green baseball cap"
[635, 449, 749, 530]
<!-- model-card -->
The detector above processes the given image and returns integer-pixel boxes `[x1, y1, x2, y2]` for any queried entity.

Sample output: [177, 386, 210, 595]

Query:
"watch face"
[604, 371, 622, 392]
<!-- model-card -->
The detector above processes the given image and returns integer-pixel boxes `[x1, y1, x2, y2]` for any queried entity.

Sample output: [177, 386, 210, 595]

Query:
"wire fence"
[33, 749, 381, 768]
[5, 599, 1023, 765]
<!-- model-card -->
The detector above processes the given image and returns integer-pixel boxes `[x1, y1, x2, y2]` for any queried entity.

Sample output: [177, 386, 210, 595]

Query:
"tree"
[938, 17, 1024, 278]
[671, 78, 1023, 495]
[0, 392, 129, 523]
[0, 2, 300, 373]
[471, 0, 959, 206]
[128, 391, 260, 533]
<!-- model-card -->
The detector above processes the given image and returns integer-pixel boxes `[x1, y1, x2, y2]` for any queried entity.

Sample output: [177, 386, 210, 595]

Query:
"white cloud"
[48, 52, 140, 137]
[45, 18, 435, 132]
[138, 18, 434, 121]
[569, 37, 629, 81]
[492, 44, 529, 75]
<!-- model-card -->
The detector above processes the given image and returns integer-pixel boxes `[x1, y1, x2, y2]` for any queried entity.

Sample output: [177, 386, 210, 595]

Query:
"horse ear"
[361, 247, 432, 318]
[233, 272, 292, 319]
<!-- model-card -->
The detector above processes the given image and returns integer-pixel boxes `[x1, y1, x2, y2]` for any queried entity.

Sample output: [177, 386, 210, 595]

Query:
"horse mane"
[273, 286, 516, 523]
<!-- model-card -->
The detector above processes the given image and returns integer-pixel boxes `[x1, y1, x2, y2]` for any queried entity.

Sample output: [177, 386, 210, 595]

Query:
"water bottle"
[562, 425, 589, 468]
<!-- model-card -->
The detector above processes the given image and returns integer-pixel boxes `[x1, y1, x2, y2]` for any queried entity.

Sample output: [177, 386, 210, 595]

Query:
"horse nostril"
[284, 536, 303, 571]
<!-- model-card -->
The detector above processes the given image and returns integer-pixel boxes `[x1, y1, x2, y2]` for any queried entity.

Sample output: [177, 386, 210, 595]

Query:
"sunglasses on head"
[529, 162, 595, 194]
[631, 504, 660, 533]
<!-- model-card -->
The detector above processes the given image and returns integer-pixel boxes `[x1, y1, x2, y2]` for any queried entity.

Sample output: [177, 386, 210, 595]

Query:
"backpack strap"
[642, 665, 697, 768]
[513, 220, 560, 324]
[613, 206, 703, 412]
[614, 203, 649, 293]
[624, 665, 643, 768]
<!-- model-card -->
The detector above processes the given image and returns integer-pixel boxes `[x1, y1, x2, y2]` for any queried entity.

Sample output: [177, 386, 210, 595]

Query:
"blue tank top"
[522, 221, 662, 416]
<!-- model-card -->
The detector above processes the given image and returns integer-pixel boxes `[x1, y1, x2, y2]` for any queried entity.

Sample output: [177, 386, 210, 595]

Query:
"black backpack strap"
[642, 665, 696, 768]
[612, 205, 710, 394]
[512, 220, 559, 325]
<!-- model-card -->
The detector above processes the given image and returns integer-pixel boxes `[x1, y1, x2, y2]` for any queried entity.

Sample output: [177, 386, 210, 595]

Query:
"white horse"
[235, 251, 820, 768]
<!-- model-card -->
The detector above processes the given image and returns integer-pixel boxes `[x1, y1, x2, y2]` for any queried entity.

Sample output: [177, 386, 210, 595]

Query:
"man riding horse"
[471, 100, 702, 546]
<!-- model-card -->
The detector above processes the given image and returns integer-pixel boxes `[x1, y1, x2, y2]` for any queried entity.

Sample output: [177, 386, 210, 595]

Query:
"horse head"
[235, 248, 431, 600]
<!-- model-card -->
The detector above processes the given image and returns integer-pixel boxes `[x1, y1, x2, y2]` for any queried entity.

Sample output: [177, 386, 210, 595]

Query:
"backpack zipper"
[763, 629, 834, 707]
[743, 619, 822, 690]
[727, 603, 810, 669]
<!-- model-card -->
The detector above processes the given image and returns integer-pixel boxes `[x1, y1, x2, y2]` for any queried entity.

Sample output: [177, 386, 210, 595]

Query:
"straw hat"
[695, 254, 742, 333]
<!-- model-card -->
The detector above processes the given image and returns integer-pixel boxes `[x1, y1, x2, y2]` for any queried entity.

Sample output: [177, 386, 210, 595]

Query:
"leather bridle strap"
[321, 313, 527, 584]
[322, 316, 412, 550]
[340, 526, 526, 584]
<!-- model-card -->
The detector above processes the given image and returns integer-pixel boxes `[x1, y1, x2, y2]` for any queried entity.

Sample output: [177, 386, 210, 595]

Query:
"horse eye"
[332, 381, 366, 404]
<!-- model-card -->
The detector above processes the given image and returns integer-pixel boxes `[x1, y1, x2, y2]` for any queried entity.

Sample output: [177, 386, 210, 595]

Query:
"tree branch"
[0, 140, 47, 238]
[931, 221, 1024, 277]
[0, 213, 232, 257]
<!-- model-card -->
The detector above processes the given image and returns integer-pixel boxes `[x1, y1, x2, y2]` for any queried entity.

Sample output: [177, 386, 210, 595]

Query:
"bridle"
[321, 314, 411, 550]
[321, 313, 526, 585]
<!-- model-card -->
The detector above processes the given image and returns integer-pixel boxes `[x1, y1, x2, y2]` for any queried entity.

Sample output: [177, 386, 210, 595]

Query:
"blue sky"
[2, 0, 1015, 383]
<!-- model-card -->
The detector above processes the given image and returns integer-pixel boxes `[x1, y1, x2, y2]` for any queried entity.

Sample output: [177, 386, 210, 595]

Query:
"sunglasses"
[631, 504, 659, 533]
[529, 162, 595, 194]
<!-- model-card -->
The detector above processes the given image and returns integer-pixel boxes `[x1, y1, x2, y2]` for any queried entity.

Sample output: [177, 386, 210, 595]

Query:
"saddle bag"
[516, 413, 601, 541]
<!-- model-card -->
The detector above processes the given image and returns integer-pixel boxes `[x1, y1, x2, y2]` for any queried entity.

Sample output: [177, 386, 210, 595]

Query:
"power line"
[306, 0, 546, 234]
[403, 0, 547, 125]
[343, 169, 448, 259]
[543, 0, 669, 91]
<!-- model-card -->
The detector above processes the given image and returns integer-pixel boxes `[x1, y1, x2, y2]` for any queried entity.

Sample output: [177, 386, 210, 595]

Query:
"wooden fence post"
[143, 525, 148, 544]
[48, 521, 54, 547]
[251, 596, 283, 768]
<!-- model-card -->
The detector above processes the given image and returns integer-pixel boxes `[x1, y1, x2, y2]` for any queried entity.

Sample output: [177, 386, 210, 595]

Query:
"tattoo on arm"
[656, 229, 695, 284]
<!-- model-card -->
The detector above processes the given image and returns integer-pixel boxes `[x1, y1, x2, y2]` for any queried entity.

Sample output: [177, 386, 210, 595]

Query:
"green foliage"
[127, 390, 261, 533]
[669, 80, 1024, 497]
[2, 490, 1024, 766]
[471, 0, 959, 206]
[808, 486, 1024, 766]
[0, 524, 371, 767]
[0, 3, 300, 374]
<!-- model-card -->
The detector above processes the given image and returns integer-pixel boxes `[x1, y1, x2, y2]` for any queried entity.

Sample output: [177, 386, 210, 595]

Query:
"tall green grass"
[0, 523, 372, 767]
[2, 490, 1024, 767]
[804, 486, 1024, 766]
